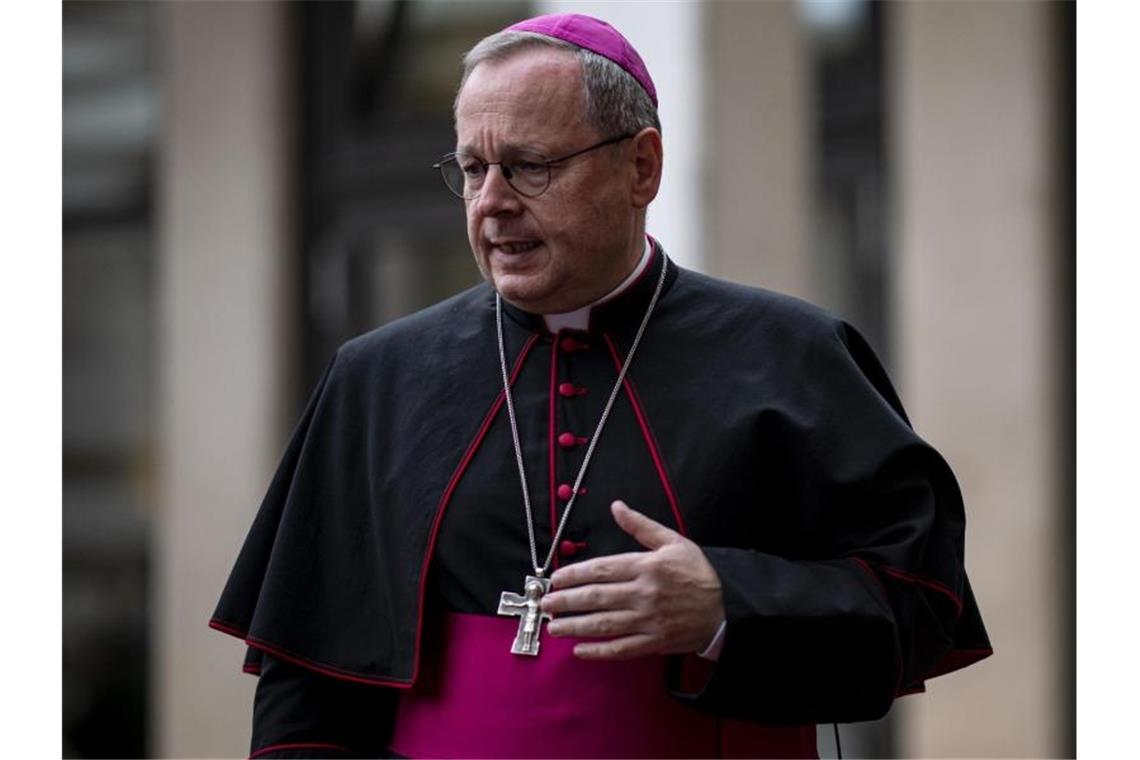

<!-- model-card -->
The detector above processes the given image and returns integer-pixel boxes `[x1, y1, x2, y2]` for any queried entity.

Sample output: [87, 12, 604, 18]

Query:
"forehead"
[455, 48, 591, 151]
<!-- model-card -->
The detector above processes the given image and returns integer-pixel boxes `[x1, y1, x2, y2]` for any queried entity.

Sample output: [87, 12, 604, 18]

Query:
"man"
[212, 13, 990, 759]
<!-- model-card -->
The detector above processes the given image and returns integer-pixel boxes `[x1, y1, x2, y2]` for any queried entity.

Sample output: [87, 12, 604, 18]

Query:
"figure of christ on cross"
[498, 575, 553, 656]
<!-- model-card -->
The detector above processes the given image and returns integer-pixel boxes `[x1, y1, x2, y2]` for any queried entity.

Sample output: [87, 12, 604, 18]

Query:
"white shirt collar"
[542, 236, 653, 333]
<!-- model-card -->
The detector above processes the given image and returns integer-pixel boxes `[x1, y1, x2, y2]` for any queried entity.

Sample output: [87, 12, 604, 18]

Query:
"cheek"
[464, 209, 481, 245]
[464, 212, 488, 277]
[544, 195, 607, 236]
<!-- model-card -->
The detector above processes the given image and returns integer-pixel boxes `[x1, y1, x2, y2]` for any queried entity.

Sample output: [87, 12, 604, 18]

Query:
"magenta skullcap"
[506, 13, 658, 107]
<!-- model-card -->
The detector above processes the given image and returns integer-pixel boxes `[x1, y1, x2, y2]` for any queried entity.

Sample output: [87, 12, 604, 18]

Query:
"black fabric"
[250, 653, 397, 758]
[433, 257, 686, 614]
[213, 245, 991, 737]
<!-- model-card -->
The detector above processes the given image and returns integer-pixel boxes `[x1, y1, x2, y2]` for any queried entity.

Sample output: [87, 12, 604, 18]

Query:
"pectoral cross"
[497, 575, 552, 656]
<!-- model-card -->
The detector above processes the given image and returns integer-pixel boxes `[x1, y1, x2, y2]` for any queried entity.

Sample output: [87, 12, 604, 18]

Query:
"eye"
[457, 156, 485, 178]
[512, 159, 547, 176]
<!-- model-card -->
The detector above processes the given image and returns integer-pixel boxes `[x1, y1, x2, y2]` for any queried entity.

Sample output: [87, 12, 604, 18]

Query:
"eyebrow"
[455, 141, 551, 158]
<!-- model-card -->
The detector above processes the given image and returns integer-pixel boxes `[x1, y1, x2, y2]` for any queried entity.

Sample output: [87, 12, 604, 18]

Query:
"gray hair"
[455, 30, 662, 138]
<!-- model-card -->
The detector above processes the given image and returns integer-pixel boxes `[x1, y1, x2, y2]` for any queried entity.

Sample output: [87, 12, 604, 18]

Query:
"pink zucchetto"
[505, 13, 658, 107]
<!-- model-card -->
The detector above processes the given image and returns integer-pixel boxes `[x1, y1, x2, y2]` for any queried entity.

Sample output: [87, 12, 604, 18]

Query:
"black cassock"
[212, 246, 991, 757]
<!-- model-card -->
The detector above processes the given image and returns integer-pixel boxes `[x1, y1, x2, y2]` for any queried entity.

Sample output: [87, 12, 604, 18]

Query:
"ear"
[629, 127, 663, 209]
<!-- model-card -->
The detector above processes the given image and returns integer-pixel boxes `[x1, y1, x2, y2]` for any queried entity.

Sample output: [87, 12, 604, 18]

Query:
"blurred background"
[61, 0, 1074, 757]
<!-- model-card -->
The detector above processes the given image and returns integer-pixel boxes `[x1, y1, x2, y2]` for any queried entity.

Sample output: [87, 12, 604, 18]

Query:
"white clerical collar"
[542, 237, 653, 333]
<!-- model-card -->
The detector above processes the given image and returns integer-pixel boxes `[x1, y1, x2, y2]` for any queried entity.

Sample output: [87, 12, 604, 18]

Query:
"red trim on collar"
[601, 333, 687, 536]
[250, 742, 354, 759]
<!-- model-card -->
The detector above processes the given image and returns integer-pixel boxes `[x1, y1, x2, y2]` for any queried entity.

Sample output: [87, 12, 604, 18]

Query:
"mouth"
[489, 239, 543, 256]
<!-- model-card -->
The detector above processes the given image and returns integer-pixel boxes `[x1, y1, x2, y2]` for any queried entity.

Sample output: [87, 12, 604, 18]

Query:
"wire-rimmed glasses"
[433, 133, 635, 200]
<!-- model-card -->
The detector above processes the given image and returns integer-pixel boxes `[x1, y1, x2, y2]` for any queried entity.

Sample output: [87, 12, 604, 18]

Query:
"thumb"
[611, 500, 679, 550]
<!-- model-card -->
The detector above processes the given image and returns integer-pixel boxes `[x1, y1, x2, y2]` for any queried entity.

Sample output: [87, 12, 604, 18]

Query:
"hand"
[541, 500, 725, 660]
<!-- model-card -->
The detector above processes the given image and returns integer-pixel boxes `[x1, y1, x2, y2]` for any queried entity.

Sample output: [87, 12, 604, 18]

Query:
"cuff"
[696, 618, 727, 661]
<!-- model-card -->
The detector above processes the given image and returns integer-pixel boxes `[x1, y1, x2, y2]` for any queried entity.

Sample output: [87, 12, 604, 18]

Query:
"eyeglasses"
[433, 133, 635, 200]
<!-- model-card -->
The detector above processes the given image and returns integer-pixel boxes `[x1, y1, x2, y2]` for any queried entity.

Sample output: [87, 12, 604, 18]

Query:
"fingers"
[542, 580, 638, 616]
[611, 500, 680, 551]
[546, 610, 640, 639]
[572, 634, 656, 661]
[549, 552, 641, 590]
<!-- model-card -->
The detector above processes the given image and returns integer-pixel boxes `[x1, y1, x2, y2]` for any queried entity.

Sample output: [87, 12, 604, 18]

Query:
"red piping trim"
[549, 330, 561, 569]
[209, 618, 246, 638]
[601, 333, 687, 536]
[251, 635, 412, 687]
[411, 332, 541, 684]
[847, 558, 904, 696]
[250, 742, 353, 759]
[848, 556, 964, 619]
[849, 558, 990, 695]
[878, 564, 964, 619]
[208, 618, 412, 687]
[849, 556, 902, 605]
[849, 556, 880, 587]
[242, 664, 262, 675]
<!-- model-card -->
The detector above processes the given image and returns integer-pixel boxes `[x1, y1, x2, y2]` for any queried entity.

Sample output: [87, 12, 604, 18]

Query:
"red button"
[557, 484, 574, 501]
[558, 432, 578, 449]
[558, 382, 577, 398]
[560, 539, 581, 558]
[560, 337, 589, 352]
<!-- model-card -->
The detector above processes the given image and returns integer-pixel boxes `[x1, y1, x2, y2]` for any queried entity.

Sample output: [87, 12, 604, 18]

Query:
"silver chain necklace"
[494, 256, 669, 656]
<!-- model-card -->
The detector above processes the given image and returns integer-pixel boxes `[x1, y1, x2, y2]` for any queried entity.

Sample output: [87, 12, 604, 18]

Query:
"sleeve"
[248, 653, 398, 759]
[667, 320, 991, 725]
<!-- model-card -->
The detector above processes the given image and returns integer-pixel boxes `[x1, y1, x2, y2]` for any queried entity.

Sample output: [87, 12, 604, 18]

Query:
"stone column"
[704, 0, 813, 296]
[153, 2, 293, 756]
[890, 1, 1067, 755]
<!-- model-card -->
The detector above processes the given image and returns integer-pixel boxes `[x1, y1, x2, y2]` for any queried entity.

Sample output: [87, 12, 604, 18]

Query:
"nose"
[473, 164, 523, 217]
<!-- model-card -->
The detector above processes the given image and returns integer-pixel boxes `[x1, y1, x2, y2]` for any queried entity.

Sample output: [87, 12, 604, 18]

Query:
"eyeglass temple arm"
[545, 133, 637, 166]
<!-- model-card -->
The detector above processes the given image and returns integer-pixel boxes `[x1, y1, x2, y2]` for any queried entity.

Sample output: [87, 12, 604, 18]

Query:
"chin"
[493, 276, 558, 313]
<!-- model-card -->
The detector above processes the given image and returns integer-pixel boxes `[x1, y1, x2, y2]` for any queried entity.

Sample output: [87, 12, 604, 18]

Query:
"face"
[455, 49, 647, 314]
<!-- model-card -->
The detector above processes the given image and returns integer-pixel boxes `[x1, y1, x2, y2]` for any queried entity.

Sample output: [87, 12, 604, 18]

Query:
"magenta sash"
[389, 611, 816, 758]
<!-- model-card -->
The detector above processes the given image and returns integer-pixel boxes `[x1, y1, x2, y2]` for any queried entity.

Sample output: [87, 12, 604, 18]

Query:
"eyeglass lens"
[440, 152, 550, 199]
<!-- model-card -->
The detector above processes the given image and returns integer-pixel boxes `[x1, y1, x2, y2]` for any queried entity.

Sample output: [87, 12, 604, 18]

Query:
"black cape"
[212, 246, 990, 731]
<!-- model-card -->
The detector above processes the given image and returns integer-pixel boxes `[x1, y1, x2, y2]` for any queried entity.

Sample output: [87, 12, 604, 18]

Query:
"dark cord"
[833, 723, 843, 759]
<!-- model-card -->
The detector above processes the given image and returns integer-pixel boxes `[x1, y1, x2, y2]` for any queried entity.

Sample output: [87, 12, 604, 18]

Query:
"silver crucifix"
[497, 575, 552, 656]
